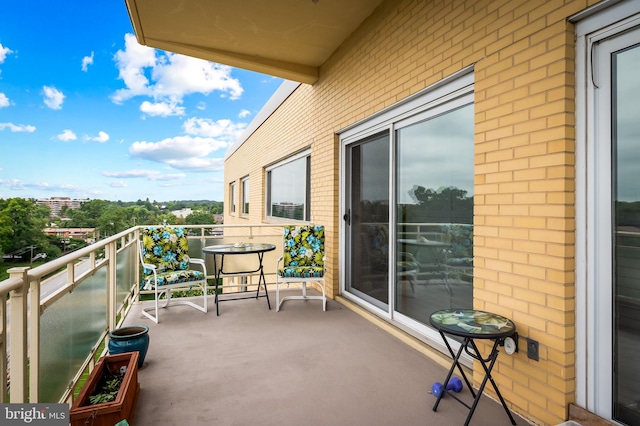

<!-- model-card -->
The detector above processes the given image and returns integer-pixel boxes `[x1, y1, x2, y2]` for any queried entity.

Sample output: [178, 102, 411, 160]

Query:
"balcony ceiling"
[124, 0, 385, 84]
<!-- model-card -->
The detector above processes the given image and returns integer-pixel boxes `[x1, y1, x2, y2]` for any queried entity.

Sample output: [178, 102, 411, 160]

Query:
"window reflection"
[395, 104, 474, 326]
[613, 42, 640, 424]
[241, 178, 249, 215]
[266, 155, 309, 221]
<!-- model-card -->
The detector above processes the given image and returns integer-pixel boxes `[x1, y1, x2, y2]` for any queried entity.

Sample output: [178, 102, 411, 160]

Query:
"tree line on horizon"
[0, 197, 224, 262]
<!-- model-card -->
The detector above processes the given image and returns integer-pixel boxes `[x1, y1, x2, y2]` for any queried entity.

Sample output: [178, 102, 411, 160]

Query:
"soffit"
[124, 0, 385, 84]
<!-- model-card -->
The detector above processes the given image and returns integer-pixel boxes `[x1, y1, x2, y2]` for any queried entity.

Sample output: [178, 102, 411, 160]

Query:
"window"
[265, 151, 311, 221]
[241, 177, 249, 215]
[229, 182, 236, 214]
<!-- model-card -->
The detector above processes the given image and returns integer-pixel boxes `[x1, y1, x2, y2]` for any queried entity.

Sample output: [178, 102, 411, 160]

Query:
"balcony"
[0, 224, 525, 425]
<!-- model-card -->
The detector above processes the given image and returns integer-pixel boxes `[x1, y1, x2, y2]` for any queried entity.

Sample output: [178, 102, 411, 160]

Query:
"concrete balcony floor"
[121, 289, 528, 426]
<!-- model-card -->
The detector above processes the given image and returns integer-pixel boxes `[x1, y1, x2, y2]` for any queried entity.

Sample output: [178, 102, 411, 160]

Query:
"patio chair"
[276, 225, 326, 311]
[139, 226, 207, 323]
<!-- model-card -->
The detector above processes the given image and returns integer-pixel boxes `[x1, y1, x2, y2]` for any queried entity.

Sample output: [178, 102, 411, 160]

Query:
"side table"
[203, 243, 276, 316]
[430, 309, 518, 426]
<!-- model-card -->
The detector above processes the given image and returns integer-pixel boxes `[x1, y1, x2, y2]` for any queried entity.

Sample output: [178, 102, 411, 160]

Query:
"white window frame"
[240, 177, 250, 216]
[229, 181, 237, 215]
[264, 150, 311, 222]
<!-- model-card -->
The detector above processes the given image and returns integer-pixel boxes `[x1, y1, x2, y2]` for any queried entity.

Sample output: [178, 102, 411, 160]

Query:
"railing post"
[8, 267, 29, 403]
[0, 290, 6, 403]
[107, 241, 117, 331]
[134, 229, 140, 304]
[29, 277, 41, 402]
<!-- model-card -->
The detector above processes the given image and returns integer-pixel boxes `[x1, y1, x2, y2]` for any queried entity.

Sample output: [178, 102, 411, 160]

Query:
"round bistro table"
[429, 309, 518, 426]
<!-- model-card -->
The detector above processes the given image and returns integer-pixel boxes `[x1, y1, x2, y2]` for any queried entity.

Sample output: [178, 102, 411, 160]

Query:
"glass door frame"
[574, 1, 640, 419]
[343, 130, 392, 313]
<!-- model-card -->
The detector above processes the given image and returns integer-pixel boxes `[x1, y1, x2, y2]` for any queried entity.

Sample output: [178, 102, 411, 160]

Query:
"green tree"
[185, 210, 215, 225]
[404, 186, 473, 224]
[66, 199, 108, 228]
[97, 205, 129, 237]
[155, 213, 178, 225]
[0, 198, 51, 255]
[125, 206, 154, 226]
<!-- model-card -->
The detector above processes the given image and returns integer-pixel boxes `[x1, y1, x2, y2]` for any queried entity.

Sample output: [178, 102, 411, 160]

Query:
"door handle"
[343, 209, 350, 225]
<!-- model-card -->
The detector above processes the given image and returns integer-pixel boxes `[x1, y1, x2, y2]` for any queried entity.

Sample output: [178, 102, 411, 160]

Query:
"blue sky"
[0, 1, 282, 202]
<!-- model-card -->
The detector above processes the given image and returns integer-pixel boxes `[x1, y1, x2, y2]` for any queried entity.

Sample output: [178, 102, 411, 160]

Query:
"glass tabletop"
[203, 243, 276, 255]
[429, 309, 515, 339]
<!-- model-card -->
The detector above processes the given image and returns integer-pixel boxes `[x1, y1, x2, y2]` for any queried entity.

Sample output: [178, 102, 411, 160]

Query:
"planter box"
[70, 352, 140, 426]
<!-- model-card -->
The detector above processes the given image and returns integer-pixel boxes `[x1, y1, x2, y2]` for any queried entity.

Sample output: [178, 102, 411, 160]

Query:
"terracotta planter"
[70, 352, 140, 426]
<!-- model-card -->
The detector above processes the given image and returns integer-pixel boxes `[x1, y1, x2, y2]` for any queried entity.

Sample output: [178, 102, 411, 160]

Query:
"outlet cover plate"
[527, 338, 539, 361]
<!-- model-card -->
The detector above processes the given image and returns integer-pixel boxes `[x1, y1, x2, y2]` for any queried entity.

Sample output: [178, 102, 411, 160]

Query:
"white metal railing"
[0, 223, 288, 404]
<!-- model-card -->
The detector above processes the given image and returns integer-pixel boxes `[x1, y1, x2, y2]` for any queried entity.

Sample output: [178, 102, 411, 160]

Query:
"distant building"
[171, 208, 193, 218]
[43, 227, 96, 244]
[37, 197, 87, 217]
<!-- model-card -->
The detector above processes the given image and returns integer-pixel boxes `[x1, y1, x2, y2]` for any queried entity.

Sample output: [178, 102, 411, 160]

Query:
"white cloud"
[140, 100, 185, 117]
[0, 122, 36, 132]
[0, 43, 12, 63]
[108, 181, 127, 188]
[42, 86, 65, 110]
[84, 131, 109, 143]
[111, 33, 243, 106]
[0, 179, 80, 192]
[102, 169, 185, 181]
[56, 129, 77, 141]
[0, 93, 9, 108]
[196, 102, 206, 110]
[149, 173, 186, 181]
[238, 109, 251, 118]
[102, 169, 158, 178]
[111, 35, 156, 103]
[81, 51, 94, 72]
[183, 117, 246, 141]
[153, 54, 243, 99]
[163, 157, 224, 172]
[129, 135, 227, 172]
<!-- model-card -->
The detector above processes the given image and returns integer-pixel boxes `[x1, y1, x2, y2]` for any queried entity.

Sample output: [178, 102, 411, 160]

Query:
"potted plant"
[69, 352, 140, 426]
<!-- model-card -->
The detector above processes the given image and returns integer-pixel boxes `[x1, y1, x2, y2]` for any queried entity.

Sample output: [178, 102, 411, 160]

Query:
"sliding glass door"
[344, 132, 391, 310]
[341, 70, 474, 332]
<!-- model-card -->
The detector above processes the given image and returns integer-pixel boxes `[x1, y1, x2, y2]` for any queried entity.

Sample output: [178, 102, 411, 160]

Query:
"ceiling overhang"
[124, 0, 385, 84]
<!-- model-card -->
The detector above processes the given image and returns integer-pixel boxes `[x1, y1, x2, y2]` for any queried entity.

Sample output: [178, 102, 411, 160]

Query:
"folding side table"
[203, 243, 276, 316]
[429, 309, 517, 426]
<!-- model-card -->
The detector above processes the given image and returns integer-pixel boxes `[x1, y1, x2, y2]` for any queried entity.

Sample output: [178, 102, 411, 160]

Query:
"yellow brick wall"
[224, 0, 600, 424]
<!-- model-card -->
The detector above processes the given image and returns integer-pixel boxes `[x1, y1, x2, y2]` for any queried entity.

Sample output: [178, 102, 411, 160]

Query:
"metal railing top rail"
[0, 276, 24, 297]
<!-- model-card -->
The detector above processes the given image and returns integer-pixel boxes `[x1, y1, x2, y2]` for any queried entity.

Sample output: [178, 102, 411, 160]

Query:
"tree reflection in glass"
[395, 104, 474, 326]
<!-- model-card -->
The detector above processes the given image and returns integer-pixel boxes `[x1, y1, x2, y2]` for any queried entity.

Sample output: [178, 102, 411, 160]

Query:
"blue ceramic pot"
[108, 325, 149, 368]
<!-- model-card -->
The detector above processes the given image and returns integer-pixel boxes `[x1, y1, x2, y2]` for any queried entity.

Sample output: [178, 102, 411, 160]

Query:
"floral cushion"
[142, 269, 205, 289]
[141, 227, 195, 287]
[277, 225, 325, 278]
